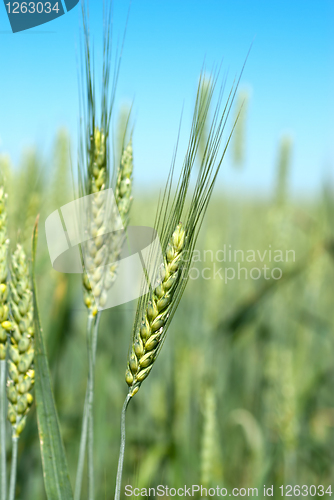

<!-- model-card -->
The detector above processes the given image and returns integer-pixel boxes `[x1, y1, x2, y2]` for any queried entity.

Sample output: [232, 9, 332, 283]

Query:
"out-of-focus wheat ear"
[50, 129, 71, 210]
[275, 135, 293, 206]
[263, 344, 297, 484]
[0, 186, 9, 500]
[14, 150, 45, 250]
[201, 387, 223, 489]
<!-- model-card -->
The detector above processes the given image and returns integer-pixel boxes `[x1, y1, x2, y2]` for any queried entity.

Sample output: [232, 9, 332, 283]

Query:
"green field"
[1, 126, 333, 499]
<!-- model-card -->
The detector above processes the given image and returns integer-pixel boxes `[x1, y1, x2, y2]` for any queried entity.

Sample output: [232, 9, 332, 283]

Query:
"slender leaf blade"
[32, 217, 74, 500]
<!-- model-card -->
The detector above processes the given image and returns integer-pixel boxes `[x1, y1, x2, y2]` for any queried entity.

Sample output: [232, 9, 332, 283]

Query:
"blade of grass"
[8, 437, 18, 500]
[32, 217, 74, 500]
[74, 389, 88, 500]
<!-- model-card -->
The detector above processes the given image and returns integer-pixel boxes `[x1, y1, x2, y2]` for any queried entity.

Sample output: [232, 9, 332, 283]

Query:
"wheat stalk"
[114, 66, 243, 500]
[75, 3, 131, 498]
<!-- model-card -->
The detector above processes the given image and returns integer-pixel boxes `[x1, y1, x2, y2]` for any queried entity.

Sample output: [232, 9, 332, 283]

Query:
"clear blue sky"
[0, 0, 333, 196]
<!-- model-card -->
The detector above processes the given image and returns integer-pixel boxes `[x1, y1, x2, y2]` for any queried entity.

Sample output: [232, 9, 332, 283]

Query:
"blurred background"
[0, 0, 334, 498]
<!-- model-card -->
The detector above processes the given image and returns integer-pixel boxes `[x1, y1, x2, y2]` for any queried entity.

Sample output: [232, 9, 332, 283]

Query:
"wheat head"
[82, 129, 133, 313]
[0, 187, 10, 361]
[124, 70, 241, 398]
[126, 222, 184, 396]
[6, 245, 34, 437]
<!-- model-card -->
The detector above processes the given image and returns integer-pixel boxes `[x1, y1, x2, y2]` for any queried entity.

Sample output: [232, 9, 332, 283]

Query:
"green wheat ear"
[115, 138, 133, 227]
[126, 222, 185, 396]
[115, 68, 243, 500]
[275, 134, 293, 206]
[82, 130, 133, 314]
[124, 68, 241, 398]
[7, 245, 34, 437]
[79, 3, 133, 314]
[82, 126, 108, 315]
[0, 187, 10, 360]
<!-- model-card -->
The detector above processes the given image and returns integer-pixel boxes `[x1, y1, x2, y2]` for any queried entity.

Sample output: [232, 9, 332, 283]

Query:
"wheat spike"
[0, 188, 10, 361]
[6, 245, 34, 437]
[82, 131, 133, 313]
[124, 69, 241, 398]
[115, 70, 242, 500]
[201, 387, 222, 488]
[275, 135, 293, 207]
[126, 222, 185, 396]
[104, 140, 133, 291]
[82, 127, 108, 315]
[115, 139, 133, 226]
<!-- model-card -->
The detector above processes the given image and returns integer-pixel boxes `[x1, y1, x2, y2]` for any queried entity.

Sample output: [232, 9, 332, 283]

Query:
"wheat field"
[0, 119, 333, 498]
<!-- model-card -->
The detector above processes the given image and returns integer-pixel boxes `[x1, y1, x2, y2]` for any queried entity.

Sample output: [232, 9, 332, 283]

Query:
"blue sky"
[0, 0, 333, 197]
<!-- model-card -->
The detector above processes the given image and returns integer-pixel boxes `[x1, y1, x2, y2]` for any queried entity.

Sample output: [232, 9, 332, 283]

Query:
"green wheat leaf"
[32, 217, 73, 500]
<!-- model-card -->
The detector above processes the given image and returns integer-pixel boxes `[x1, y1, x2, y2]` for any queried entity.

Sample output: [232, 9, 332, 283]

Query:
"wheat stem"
[0, 359, 6, 500]
[74, 389, 89, 500]
[87, 322, 94, 500]
[74, 312, 101, 500]
[91, 312, 101, 369]
[8, 436, 18, 500]
[87, 312, 101, 500]
[114, 393, 131, 500]
[74, 313, 95, 500]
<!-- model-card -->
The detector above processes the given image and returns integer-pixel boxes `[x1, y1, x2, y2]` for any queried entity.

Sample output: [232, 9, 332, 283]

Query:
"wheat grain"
[6, 245, 34, 437]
